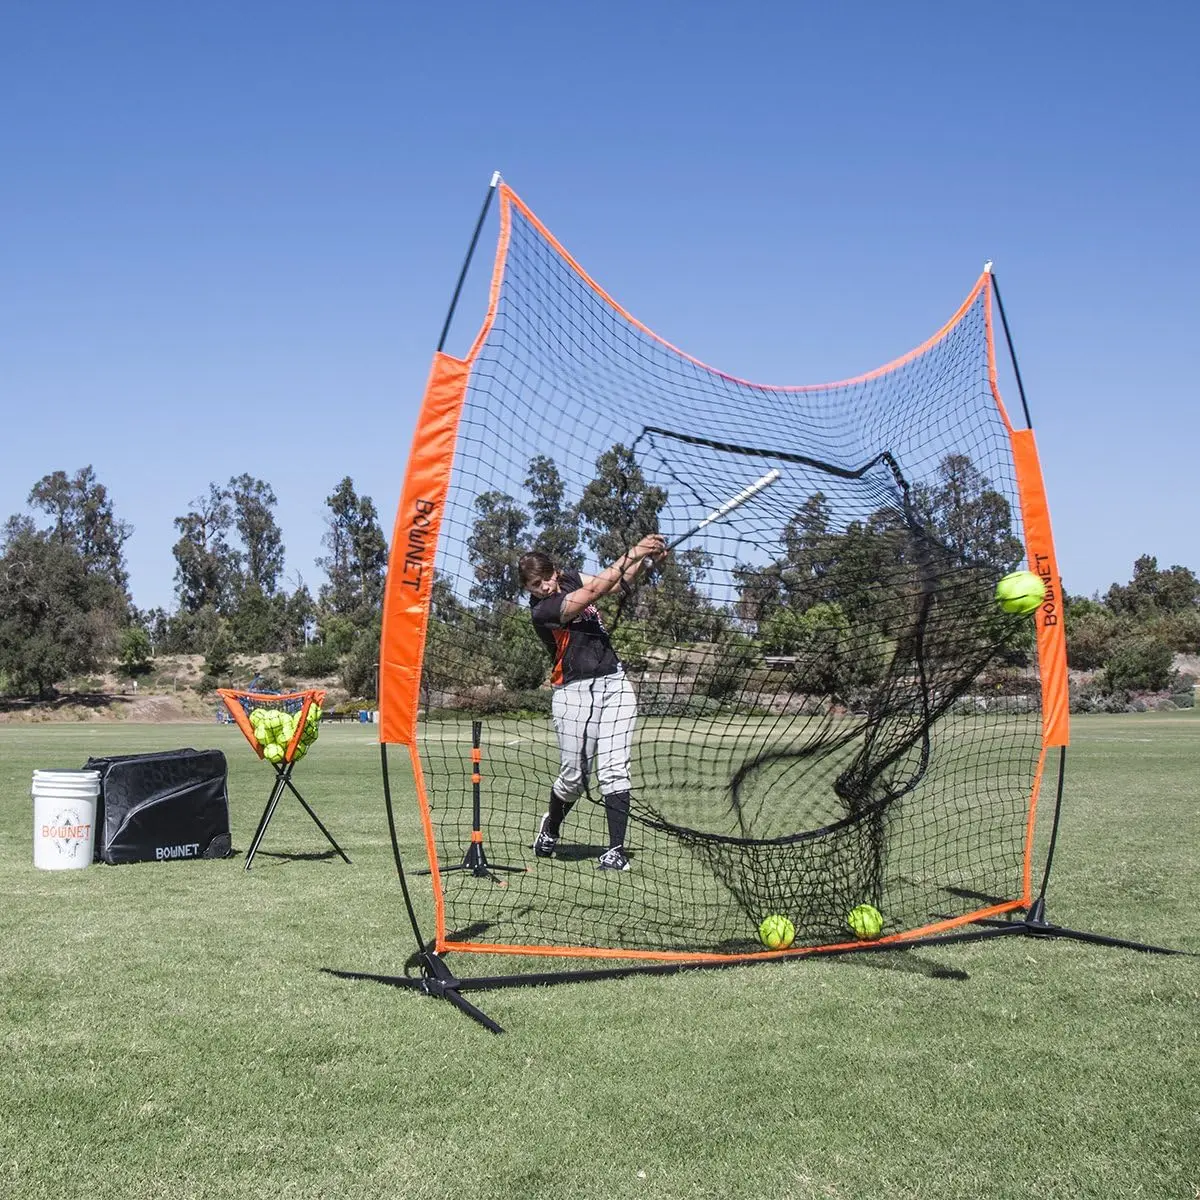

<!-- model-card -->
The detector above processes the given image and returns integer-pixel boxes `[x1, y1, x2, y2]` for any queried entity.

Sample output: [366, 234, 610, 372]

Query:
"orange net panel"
[380, 185, 1067, 963]
[218, 689, 326, 765]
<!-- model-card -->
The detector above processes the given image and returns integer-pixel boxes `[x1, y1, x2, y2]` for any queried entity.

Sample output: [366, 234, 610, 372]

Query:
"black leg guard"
[546, 792, 575, 837]
[603, 790, 631, 849]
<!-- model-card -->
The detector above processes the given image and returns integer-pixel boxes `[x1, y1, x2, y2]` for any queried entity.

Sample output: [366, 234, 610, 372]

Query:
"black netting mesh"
[411, 191, 1043, 957]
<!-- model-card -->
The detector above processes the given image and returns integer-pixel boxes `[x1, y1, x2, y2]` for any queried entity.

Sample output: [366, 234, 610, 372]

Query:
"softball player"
[519, 534, 667, 870]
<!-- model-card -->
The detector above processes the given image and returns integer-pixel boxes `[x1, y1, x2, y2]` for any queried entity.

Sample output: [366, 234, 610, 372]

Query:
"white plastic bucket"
[32, 770, 100, 871]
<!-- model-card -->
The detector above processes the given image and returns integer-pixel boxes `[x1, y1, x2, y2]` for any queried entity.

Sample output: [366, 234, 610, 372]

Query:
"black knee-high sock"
[603, 790, 630, 849]
[545, 791, 575, 837]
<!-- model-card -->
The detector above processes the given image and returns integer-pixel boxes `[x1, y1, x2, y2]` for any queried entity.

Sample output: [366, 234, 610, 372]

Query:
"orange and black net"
[380, 184, 1067, 964]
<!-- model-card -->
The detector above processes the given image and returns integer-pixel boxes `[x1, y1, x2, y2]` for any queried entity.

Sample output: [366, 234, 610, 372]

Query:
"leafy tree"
[228, 584, 277, 654]
[1147, 608, 1200, 655]
[430, 571, 467, 624]
[778, 492, 837, 610]
[1064, 597, 1121, 671]
[317, 477, 388, 623]
[637, 549, 721, 643]
[228, 474, 285, 596]
[341, 628, 379, 698]
[492, 607, 549, 691]
[524, 455, 582, 569]
[466, 491, 529, 606]
[697, 630, 758, 702]
[282, 640, 341, 678]
[1106, 555, 1200, 617]
[759, 601, 885, 696]
[28, 466, 133, 595]
[1103, 635, 1175, 694]
[576, 443, 666, 566]
[203, 628, 234, 685]
[137, 606, 171, 654]
[737, 496, 913, 634]
[610, 620, 650, 672]
[573, 443, 723, 639]
[117, 627, 153, 676]
[0, 517, 125, 696]
[173, 485, 237, 614]
[911, 454, 1023, 571]
[159, 604, 223, 657]
[280, 581, 316, 652]
[318, 614, 359, 655]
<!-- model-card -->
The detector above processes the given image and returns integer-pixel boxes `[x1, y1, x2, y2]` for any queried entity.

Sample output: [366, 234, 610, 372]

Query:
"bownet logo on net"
[401, 498, 436, 591]
[1032, 552, 1058, 628]
[43, 809, 92, 859]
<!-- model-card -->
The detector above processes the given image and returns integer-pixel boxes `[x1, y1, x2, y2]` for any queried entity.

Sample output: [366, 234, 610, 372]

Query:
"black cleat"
[596, 845, 630, 871]
[532, 813, 557, 857]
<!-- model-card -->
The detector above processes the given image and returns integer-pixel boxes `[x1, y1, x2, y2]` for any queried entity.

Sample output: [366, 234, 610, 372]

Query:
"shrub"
[634, 690, 727, 718]
[1069, 679, 1130, 714]
[696, 631, 758, 702]
[117, 627, 153, 676]
[203, 631, 234, 686]
[282, 641, 341, 678]
[1103, 635, 1175, 694]
[341, 634, 379, 699]
[1065, 608, 1121, 671]
[492, 609, 548, 692]
[440, 687, 552, 717]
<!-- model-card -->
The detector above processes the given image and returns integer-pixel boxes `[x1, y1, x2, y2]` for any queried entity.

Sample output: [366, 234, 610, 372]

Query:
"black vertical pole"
[989, 268, 1034, 431]
[990, 267, 1067, 924]
[470, 719, 483, 836]
[437, 171, 502, 354]
[381, 743, 430, 952]
[379, 172, 503, 940]
[1027, 746, 1068, 924]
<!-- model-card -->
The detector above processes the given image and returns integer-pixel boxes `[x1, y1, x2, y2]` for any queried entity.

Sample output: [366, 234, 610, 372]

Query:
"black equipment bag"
[83, 748, 233, 865]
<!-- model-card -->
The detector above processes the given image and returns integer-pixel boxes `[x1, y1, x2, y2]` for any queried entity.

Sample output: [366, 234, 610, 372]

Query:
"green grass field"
[1, 714, 1197, 1199]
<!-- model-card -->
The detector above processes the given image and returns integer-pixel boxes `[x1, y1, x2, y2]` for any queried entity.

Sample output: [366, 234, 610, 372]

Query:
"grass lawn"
[1, 714, 1197, 1199]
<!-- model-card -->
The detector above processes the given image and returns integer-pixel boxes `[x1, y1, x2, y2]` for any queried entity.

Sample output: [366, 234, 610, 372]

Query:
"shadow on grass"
[549, 841, 610, 863]
[831, 947, 970, 982]
[249, 848, 342, 863]
[0, 691, 137, 714]
[942, 884, 1014, 907]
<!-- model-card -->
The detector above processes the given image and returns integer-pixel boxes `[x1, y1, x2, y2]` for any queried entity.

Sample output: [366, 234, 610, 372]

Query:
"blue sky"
[3, 1, 1197, 610]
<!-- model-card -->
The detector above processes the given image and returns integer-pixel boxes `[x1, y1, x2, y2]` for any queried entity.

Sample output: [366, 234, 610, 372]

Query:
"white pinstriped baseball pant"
[550, 670, 636, 801]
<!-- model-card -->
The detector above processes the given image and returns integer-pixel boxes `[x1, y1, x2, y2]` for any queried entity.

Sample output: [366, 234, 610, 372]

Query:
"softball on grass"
[994, 570, 1046, 616]
[758, 913, 795, 950]
[847, 904, 884, 940]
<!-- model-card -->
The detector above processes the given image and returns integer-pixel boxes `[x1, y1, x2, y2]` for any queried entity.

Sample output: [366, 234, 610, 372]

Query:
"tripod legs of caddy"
[243, 757, 351, 871]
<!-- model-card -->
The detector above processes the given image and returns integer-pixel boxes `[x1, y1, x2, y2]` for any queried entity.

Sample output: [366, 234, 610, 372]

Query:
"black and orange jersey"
[529, 569, 621, 686]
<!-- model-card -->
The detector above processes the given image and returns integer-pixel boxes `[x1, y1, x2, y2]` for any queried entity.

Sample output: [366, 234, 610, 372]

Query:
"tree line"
[0, 467, 387, 698]
[434, 449, 1030, 710]
[1065, 556, 1199, 705]
[1, 456, 1195, 708]
[443, 445, 1199, 712]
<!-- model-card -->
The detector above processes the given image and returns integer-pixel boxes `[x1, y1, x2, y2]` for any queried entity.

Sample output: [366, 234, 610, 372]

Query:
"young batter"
[519, 534, 667, 870]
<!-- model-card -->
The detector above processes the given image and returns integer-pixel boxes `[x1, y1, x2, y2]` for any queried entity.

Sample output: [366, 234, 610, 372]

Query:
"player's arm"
[558, 535, 666, 621]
